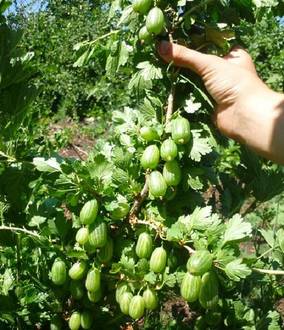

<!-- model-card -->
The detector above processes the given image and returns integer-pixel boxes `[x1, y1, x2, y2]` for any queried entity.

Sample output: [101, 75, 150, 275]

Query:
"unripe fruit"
[132, 0, 152, 14]
[138, 26, 152, 43]
[171, 117, 191, 144]
[111, 203, 130, 220]
[97, 238, 113, 263]
[160, 139, 178, 161]
[148, 171, 167, 198]
[68, 260, 87, 280]
[80, 311, 93, 329]
[135, 232, 153, 259]
[129, 295, 145, 320]
[68, 312, 81, 330]
[51, 259, 67, 286]
[87, 288, 102, 303]
[163, 160, 181, 186]
[199, 271, 219, 309]
[150, 247, 167, 273]
[143, 288, 158, 310]
[180, 272, 201, 302]
[119, 292, 133, 315]
[140, 126, 158, 141]
[116, 282, 130, 303]
[146, 7, 165, 35]
[76, 227, 89, 245]
[88, 220, 108, 248]
[187, 250, 213, 276]
[70, 280, 84, 300]
[80, 199, 99, 225]
[85, 268, 101, 292]
[141, 145, 160, 169]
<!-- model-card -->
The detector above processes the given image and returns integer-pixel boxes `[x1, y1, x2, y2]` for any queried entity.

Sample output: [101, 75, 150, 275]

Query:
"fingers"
[157, 41, 217, 76]
[223, 46, 257, 74]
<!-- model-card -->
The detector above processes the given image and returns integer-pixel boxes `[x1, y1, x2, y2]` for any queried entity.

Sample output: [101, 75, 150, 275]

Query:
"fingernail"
[159, 41, 170, 55]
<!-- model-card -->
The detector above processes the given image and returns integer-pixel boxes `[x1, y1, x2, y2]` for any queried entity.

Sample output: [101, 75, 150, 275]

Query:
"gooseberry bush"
[1, 0, 284, 329]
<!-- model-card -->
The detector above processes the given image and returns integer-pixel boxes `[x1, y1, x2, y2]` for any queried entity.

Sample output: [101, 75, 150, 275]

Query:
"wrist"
[233, 87, 284, 163]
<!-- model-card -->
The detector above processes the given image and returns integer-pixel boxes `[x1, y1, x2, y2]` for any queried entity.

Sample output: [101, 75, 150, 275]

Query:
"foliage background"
[0, 0, 284, 329]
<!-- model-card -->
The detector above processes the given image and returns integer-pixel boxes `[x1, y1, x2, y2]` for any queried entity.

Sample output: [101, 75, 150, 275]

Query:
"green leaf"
[144, 271, 157, 285]
[2, 269, 14, 295]
[28, 216, 47, 227]
[184, 97, 202, 114]
[117, 41, 131, 70]
[166, 221, 187, 241]
[108, 0, 122, 21]
[222, 214, 252, 246]
[128, 61, 163, 91]
[33, 157, 62, 173]
[73, 49, 90, 67]
[181, 206, 214, 231]
[163, 268, 176, 288]
[183, 171, 204, 191]
[189, 130, 212, 162]
[224, 259, 252, 281]
[259, 229, 275, 248]
[66, 250, 88, 260]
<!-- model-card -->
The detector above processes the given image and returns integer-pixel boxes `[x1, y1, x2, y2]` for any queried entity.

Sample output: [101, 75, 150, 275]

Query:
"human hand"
[157, 41, 284, 164]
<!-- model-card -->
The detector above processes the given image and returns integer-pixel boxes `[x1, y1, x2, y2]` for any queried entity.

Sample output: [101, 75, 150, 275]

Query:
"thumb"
[157, 41, 216, 76]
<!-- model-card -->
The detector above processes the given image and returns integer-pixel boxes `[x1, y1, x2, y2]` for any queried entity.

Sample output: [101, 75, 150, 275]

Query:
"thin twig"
[183, 245, 196, 255]
[128, 174, 149, 224]
[69, 143, 88, 160]
[136, 219, 166, 237]
[0, 225, 41, 238]
[166, 84, 176, 123]
[252, 268, 284, 276]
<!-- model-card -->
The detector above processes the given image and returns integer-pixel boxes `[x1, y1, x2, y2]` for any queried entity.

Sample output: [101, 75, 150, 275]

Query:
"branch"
[165, 33, 178, 124]
[183, 245, 196, 255]
[252, 268, 284, 276]
[0, 225, 41, 239]
[135, 219, 166, 238]
[128, 174, 149, 224]
[166, 84, 176, 123]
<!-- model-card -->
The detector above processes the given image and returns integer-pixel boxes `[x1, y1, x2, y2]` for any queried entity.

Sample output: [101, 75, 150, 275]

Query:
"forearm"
[235, 89, 284, 164]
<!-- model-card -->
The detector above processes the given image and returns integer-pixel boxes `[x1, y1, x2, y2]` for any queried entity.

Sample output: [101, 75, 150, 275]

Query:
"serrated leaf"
[140, 98, 157, 122]
[28, 216, 46, 227]
[87, 155, 113, 183]
[184, 98, 202, 114]
[166, 222, 187, 241]
[128, 61, 162, 91]
[144, 271, 157, 285]
[224, 259, 252, 281]
[112, 168, 129, 186]
[223, 214, 252, 246]
[190, 130, 212, 162]
[163, 268, 176, 288]
[180, 206, 214, 231]
[184, 172, 204, 191]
